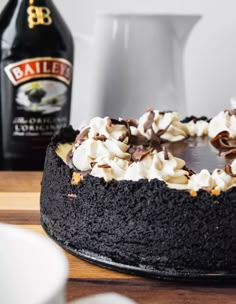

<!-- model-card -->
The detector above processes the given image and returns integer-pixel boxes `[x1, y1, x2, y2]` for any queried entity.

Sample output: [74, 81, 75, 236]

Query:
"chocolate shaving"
[127, 118, 138, 128]
[149, 122, 172, 151]
[129, 134, 149, 146]
[107, 118, 113, 127]
[210, 131, 230, 150]
[221, 148, 236, 157]
[211, 131, 236, 156]
[128, 120, 171, 152]
[108, 118, 130, 143]
[110, 118, 127, 126]
[224, 109, 236, 116]
[224, 164, 236, 177]
[93, 134, 107, 141]
[118, 134, 128, 142]
[149, 129, 162, 150]
[90, 162, 97, 168]
[183, 166, 195, 176]
[143, 109, 155, 132]
[131, 147, 153, 162]
[159, 111, 173, 115]
[163, 146, 169, 160]
[98, 164, 112, 169]
[75, 127, 90, 145]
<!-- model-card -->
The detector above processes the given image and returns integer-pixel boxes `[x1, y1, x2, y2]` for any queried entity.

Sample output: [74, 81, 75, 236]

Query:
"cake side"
[40, 129, 236, 273]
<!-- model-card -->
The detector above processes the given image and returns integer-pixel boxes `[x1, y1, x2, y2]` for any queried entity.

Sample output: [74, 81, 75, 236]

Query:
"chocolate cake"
[40, 109, 236, 280]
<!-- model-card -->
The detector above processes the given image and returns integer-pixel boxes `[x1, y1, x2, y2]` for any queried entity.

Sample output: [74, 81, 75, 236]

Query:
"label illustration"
[5, 57, 72, 86]
[16, 80, 67, 114]
[12, 80, 68, 136]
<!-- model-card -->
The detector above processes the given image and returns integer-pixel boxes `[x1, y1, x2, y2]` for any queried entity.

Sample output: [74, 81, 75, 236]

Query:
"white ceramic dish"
[70, 292, 136, 304]
[0, 224, 68, 304]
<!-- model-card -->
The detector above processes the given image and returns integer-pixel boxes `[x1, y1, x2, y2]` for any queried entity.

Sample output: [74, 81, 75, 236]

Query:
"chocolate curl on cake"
[211, 131, 236, 157]
[111, 117, 150, 146]
[183, 166, 195, 177]
[128, 134, 149, 146]
[163, 146, 169, 160]
[150, 125, 171, 151]
[127, 118, 138, 128]
[143, 108, 155, 132]
[93, 134, 107, 141]
[224, 164, 236, 177]
[74, 127, 90, 146]
[131, 147, 153, 162]
[224, 109, 236, 116]
[97, 164, 112, 169]
[137, 108, 172, 151]
[109, 118, 130, 142]
[109, 110, 171, 152]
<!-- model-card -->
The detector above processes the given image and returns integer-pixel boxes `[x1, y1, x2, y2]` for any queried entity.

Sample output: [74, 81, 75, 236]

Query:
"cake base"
[42, 219, 236, 283]
[40, 128, 236, 282]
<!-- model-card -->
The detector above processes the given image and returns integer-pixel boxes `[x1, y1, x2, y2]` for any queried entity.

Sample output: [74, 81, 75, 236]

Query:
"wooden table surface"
[1, 171, 236, 303]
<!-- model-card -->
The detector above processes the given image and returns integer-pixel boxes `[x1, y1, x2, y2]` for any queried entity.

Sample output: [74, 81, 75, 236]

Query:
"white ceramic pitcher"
[72, 13, 201, 126]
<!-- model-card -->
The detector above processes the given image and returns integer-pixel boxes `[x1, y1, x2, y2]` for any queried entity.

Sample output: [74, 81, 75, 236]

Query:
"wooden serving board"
[1, 171, 236, 303]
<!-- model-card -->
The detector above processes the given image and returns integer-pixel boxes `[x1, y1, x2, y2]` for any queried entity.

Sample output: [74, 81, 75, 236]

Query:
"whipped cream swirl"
[137, 111, 188, 142]
[90, 149, 190, 186]
[91, 157, 129, 181]
[184, 120, 209, 137]
[73, 138, 130, 171]
[65, 109, 236, 193]
[188, 160, 236, 192]
[83, 117, 128, 142]
[208, 110, 236, 138]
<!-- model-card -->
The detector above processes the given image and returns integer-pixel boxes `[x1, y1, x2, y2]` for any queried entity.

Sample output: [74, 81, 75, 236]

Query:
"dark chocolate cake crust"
[40, 127, 236, 276]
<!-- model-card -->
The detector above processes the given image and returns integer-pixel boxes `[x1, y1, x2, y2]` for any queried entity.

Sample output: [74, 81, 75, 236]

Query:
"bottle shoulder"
[0, 0, 74, 59]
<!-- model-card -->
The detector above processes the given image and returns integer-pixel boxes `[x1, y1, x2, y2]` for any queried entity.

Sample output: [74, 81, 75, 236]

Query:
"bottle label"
[5, 57, 72, 86]
[2, 57, 73, 158]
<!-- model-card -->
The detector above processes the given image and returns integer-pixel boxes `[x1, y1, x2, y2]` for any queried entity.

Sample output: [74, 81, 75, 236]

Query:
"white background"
[1, 0, 236, 123]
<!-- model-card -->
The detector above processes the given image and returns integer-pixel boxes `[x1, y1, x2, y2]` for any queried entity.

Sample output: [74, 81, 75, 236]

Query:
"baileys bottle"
[0, 0, 74, 170]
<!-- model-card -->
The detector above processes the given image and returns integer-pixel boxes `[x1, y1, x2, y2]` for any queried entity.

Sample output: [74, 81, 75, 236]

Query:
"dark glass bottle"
[0, 0, 74, 170]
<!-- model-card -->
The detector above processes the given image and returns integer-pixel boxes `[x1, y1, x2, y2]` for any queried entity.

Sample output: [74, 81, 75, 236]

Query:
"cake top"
[56, 109, 236, 194]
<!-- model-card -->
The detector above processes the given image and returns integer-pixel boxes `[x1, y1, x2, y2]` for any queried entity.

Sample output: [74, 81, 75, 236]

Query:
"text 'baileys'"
[0, 0, 74, 170]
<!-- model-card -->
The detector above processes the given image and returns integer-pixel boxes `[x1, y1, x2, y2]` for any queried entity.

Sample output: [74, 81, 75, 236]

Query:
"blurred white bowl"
[0, 224, 68, 304]
[70, 292, 137, 304]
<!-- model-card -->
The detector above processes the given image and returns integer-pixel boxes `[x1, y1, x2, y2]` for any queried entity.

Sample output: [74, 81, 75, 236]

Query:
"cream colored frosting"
[85, 117, 128, 142]
[188, 169, 215, 191]
[90, 157, 129, 181]
[184, 120, 209, 137]
[208, 111, 236, 138]
[72, 138, 130, 171]
[211, 169, 234, 191]
[137, 111, 188, 142]
[92, 150, 190, 185]
[68, 109, 236, 192]
[126, 150, 189, 185]
[231, 159, 236, 174]
[188, 165, 236, 192]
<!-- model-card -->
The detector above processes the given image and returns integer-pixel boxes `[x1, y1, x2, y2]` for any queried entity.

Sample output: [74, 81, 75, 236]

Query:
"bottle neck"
[0, 0, 55, 44]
